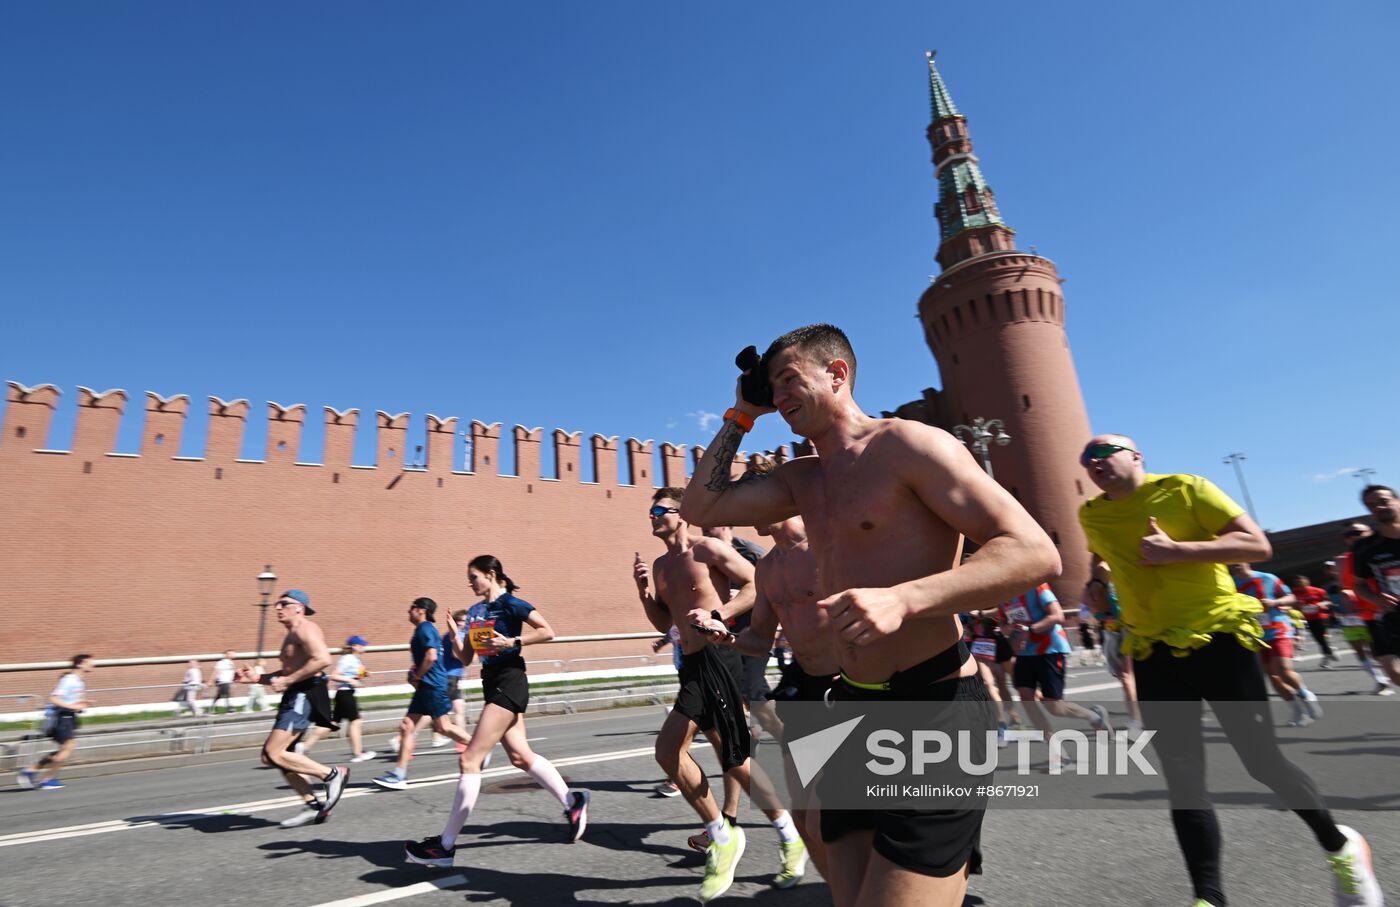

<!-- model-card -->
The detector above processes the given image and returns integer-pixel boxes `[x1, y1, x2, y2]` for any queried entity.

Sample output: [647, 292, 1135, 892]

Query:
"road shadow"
[137, 811, 281, 833]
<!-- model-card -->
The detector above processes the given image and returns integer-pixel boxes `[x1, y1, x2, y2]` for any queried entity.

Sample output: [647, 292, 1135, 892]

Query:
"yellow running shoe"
[699, 825, 746, 903]
[772, 838, 808, 889]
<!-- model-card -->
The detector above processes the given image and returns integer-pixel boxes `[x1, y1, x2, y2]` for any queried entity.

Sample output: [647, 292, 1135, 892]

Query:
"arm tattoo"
[705, 420, 745, 492]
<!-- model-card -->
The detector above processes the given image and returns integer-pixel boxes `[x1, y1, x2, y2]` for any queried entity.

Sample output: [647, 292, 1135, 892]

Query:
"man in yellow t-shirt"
[1076, 434, 1381, 907]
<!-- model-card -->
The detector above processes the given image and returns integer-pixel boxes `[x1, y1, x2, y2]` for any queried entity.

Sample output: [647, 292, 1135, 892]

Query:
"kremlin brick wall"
[0, 381, 774, 710]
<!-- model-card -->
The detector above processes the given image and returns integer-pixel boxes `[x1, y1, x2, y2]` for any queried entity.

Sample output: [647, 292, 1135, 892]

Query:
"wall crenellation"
[1, 380, 806, 488]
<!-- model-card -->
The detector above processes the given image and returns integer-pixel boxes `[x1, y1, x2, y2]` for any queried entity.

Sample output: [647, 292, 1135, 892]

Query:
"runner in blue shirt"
[406, 555, 589, 868]
[372, 598, 473, 790]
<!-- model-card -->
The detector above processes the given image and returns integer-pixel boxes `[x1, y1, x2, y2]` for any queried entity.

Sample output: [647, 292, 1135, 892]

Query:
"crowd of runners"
[13, 324, 1393, 906]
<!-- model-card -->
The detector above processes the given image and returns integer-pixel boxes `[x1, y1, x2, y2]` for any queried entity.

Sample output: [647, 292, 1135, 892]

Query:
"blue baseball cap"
[346, 635, 368, 646]
[280, 589, 315, 616]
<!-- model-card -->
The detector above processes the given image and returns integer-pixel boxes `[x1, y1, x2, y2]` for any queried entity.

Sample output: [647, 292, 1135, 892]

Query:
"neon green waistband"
[840, 672, 891, 691]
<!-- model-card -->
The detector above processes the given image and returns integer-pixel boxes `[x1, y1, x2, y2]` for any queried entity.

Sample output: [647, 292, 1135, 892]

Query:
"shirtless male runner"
[682, 324, 1060, 907]
[635, 487, 801, 902]
[703, 494, 836, 884]
[235, 589, 350, 828]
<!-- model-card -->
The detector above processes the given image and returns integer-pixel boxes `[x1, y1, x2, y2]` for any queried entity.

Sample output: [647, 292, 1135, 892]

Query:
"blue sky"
[1, 2, 1395, 530]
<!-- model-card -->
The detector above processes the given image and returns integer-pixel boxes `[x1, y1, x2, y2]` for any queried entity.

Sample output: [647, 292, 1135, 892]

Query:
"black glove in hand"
[735, 345, 773, 408]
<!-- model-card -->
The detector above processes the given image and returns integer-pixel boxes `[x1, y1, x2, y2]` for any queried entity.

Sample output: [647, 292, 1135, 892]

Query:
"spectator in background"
[174, 659, 204, 717]
[244, 660, 269, 712]
[212, 650, 237, 713]
[17, 655, 95, 791]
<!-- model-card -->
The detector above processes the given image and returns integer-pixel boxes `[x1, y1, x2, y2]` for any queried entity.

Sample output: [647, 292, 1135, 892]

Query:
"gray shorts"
[447, 674, 464, 702]
[273, 690, 313, 733]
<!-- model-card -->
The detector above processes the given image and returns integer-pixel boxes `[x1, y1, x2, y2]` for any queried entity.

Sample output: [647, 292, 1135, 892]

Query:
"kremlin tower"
[907, 52, 1095, 603]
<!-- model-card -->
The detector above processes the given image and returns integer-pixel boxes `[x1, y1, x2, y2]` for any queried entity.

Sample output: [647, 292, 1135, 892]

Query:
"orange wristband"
[723, 408, 754, 432]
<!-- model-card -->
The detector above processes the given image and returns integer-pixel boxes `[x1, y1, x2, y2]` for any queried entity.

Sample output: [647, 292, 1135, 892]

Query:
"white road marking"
[302, 875, 468, 907]
[0, 742, 682, 849]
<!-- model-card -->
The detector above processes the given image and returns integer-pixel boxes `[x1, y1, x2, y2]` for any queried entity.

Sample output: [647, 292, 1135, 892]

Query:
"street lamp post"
[952, 417, 1011, 479]
[255, 566, 277, 658]
[1222, 453, 1259, 524]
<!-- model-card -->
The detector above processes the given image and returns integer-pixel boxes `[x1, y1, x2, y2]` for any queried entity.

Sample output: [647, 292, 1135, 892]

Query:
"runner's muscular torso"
[278, 619, 328, 679]
[760, 542, 839, 676]
[784, 425, 971, 684]
[653, 540, 737, 656]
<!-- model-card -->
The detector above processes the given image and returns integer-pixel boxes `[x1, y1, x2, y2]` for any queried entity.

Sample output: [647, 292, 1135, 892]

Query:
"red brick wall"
[1, 382, 768, 709]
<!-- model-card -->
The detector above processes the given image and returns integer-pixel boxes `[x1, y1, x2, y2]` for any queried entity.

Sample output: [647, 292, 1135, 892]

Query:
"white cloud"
[688, 410, 721, 433]
[1311, 467, 1360, 483]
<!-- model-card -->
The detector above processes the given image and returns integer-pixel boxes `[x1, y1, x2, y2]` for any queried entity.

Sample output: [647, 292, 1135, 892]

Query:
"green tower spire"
[926, 50, 960, 122]
[924, 53, 1012, 265]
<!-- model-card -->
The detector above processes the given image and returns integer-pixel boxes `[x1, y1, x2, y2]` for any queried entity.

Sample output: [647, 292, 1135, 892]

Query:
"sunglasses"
[1080, 443, 1138, 467]
[1344, 530, 1363, 539]
[648, 505, 680, 518]
[275, 601, 299, 609]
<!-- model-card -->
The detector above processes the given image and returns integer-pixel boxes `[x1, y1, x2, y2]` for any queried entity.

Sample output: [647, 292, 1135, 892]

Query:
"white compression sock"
[526, 755, 571, 806]
[706, 815, 732, 847]
[771, 811, 799, 844]
[440, 773, 481, 850]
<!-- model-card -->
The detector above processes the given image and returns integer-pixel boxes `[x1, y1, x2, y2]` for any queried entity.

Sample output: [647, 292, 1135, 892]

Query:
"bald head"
[1081, 433, 1145, 497]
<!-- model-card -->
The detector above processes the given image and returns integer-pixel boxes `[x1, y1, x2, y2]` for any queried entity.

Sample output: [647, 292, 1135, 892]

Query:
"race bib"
[1382, 569, 1400, 597]
[1004, 605, 1031, 624]
[1341, 615, 1366, 628]
[970, 639, 998, 660]
[469, 619, 496, 654]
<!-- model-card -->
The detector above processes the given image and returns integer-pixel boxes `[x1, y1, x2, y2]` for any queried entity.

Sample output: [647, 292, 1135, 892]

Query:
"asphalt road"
[2, 654, 1395, 906]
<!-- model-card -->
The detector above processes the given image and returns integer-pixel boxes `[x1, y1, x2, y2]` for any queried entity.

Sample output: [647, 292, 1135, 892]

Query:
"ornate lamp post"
[952, 417, 1011, 479]
[255, 566, 277, 658]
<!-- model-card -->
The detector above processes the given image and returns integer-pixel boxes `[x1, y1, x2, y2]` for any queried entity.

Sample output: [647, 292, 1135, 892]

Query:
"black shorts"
[741, 653, 772, 702]
[1368, 616, 1399, 659]
[674, 644, 751, 772]
[1013, 653, 1068, 699]
[995, 634, 1015, 664]
[481, 656, 529, 714]
[333, 688, 361, 722]
[273, 677, 337, 734]
[44, 710, 79, 744]
[768, 662, 837, 704]
[818, 642, 992, 879]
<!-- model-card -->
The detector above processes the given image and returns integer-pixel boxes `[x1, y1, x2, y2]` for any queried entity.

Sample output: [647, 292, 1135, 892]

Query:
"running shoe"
[317, 766, 349, 822]
[698, 825, 746, 903]
[772, 838, 808, 889]
[36, 779, 65, 790]
[430, 734, 449, 748]
[1300, 689, 1324, 721]
[565, 790, 590, 842]
[996, 724, 1008, 748]
[404, 835, 456, 869]
[687, 830, 711, 852]
[1088, 704, 1113, 735]
[655, 780, 682, 797]
[373, 771, 408, 791]
[1289, 714, 1315, 728]
[388, 735, 401, 753]
[280, 802, 322, 828]
[350, 751, 378, 763]
[1048, 752, 1076, 774]
[16, 769, 35, 790]
[293, 742, 306, 755]
[1319, 657, 1335, 670]
[1327, 825, 1383, 906]
[1373, 684, 1394, 697]
[1126, 718, 1146, 738]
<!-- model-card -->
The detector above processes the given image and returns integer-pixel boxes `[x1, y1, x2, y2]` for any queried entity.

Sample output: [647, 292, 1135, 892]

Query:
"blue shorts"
[273, 690, 314, 733]
[407, 685, 452, 719]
